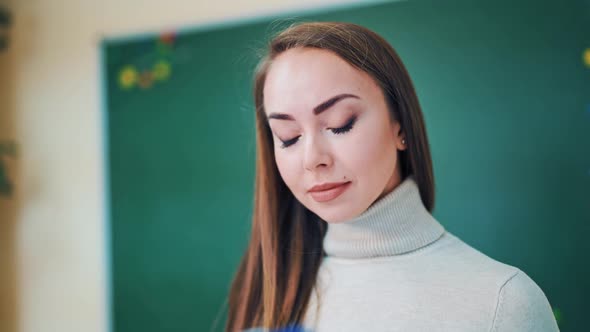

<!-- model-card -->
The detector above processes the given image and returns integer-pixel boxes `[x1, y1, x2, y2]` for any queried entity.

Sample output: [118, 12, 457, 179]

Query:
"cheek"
[345, 122, 396, 179]
[274, 149, 300, 189]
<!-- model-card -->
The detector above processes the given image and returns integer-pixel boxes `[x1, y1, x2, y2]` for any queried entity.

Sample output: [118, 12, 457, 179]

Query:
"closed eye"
[330, 115, 356, 134]
[280, 136, 300, 149]
[279, 115, 357, 149]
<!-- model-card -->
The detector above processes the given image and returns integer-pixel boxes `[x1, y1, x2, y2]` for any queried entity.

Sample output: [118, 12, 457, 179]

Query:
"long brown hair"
[226, 21, 435, 331]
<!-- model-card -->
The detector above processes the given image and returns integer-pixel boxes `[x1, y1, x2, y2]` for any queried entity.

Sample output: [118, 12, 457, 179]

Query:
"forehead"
[263, 48, 378, 115]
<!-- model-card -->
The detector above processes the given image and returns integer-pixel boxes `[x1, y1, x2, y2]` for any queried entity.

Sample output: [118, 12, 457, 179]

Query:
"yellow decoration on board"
[119, 65, 138, 89]
[584, 48, 590, 68]
[153, 60, 171, 81]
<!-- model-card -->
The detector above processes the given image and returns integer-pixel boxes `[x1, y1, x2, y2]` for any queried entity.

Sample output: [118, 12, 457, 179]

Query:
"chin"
[311, 204, 361, 224]
[296, 190, 364, 223]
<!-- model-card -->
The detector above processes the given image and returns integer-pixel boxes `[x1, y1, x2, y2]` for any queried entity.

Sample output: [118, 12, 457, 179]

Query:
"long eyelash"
[280, 136, 299, 149]
[279, 116, 357, 149]
[331, 116, 357, 134]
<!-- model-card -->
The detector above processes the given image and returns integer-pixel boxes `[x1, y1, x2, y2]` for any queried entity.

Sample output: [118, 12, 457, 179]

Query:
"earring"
[402, 139, 406, 145]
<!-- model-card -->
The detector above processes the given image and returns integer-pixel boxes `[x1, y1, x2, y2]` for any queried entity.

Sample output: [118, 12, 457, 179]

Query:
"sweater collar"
[322, 175, 446, 259]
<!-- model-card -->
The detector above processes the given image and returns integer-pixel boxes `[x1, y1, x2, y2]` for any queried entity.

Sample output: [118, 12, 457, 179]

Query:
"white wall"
[0, 0, 380, 331]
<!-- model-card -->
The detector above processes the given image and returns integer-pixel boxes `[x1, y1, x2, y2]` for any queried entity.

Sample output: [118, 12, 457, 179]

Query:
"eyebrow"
[267, 93, 360, 121]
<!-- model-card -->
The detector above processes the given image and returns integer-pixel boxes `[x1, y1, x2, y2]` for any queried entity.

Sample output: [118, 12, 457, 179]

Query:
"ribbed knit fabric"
[322, 174, 445, 258]
[299, 175, 560, 332]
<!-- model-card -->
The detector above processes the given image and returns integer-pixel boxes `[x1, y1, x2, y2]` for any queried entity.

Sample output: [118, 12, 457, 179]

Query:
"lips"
[308, 181, 351, 203]
[308, 182, 349, 192]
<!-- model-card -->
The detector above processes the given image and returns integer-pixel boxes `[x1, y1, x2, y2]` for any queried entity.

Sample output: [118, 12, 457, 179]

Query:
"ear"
[391, 121, 407, 151]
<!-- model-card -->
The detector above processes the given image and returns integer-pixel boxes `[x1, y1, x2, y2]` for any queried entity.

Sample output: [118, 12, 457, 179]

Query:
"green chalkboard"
[102, 0, 590, 331]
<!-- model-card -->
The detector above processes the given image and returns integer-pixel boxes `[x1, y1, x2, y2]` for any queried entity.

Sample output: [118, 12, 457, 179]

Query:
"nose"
[303, 133, 333, 171]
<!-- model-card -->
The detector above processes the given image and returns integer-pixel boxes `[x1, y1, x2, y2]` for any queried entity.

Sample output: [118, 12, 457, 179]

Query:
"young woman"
[225, 22, 559, 332]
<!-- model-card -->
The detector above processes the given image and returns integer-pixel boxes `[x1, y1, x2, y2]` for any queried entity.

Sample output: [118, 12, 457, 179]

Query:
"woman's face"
[263, 48, 407, 223]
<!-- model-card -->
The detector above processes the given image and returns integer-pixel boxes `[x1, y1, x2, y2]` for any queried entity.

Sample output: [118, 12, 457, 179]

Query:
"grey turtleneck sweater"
[301, 175, 559, 332]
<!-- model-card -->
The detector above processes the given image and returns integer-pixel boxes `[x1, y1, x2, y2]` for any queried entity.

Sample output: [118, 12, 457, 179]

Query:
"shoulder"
[490, 269, 559, 331]
[440, 232, 559, 331]
[416, 231, 522, 284]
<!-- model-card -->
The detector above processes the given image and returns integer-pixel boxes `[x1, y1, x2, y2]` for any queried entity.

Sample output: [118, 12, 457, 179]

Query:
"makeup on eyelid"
[277, 115, 358, 149]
